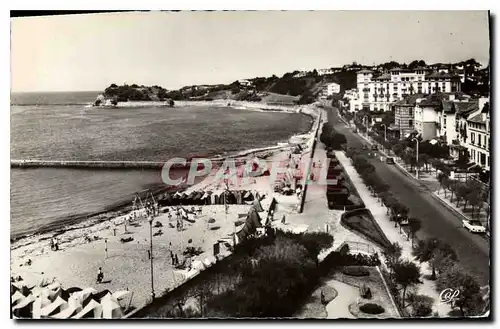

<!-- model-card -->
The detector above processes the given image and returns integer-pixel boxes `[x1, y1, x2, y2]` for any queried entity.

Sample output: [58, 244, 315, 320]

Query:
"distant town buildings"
[349, 67, 461, 112]
[319, 82, 340, 99]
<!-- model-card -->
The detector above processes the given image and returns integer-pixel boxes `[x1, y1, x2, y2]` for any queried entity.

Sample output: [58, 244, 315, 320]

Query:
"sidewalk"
[433, 190, 489, 231]
[282, 108, 379, 256]
[335, 151, 452, 317]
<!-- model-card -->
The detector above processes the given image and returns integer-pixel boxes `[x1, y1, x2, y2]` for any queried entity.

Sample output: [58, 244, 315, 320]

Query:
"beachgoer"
[281, 214, 286, 224]
[174, 254, 179, 266]
[97, 267, 104, 283]
[147, 250, 151, 260]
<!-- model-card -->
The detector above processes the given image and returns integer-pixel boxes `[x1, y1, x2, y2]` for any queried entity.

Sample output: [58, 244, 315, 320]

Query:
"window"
[478, 134, 482, 147]
[409, 119, 413, 126]
[409, 109, 414, 116]
[471, 132, 475, 144]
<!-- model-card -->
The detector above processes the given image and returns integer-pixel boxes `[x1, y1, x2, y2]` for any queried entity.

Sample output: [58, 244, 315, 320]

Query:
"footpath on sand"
[335, 151, 452, 317]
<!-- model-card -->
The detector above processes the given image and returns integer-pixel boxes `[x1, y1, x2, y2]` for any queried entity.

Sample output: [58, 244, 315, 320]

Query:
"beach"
[10, 102, 323, 314]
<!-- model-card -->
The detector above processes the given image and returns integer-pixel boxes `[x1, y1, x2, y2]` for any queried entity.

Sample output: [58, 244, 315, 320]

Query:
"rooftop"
[374, 73, 391, 80]
[468, 113, 486, 124]
[358, 69, 374, 74]
[426, 71, 459, 79]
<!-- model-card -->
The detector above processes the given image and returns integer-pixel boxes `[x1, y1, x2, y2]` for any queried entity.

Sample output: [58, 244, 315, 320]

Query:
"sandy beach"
[10, 102, 323, 314]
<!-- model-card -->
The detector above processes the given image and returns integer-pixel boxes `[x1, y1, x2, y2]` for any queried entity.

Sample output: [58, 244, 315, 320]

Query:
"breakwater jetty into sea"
[9, 144, 295, 170]
[11, 159, 168, 169]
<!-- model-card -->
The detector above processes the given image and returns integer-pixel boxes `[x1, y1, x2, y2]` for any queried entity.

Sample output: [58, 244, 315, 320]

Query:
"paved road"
[329, 107, 490, 286]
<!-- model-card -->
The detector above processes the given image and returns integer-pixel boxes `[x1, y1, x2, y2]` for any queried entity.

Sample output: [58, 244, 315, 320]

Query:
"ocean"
[10, 91, 312, 239]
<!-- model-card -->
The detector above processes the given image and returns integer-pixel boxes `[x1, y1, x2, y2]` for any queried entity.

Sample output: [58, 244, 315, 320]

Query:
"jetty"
[11, 159, 170, 169]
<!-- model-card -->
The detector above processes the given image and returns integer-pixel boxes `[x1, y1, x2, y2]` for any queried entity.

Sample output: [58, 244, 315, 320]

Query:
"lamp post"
[412, 137, 420, 180]
[148, 215, 155, 300]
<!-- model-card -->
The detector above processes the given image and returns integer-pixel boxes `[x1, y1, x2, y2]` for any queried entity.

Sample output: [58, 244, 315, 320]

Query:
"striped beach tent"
[50, 304, 79, 319]
[101, 293, 123, 319]
[40, 296, 68, 318]
[11, 291, 26, 306]
[32, 293, 53, 319]
[72, 299, 103, 319]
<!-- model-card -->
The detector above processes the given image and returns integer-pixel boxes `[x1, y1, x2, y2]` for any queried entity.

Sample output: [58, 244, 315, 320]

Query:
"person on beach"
[97, 267, 104, 283]
[170, 250, 174, 265]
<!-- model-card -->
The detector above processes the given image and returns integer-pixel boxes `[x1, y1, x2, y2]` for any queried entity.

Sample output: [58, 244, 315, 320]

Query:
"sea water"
[10, 92, 312, 238]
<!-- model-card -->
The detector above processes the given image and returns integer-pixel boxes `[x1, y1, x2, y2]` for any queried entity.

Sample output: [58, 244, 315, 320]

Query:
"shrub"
[360, 284, 372, 299]
[342, 266, 370, 277]
[412, 299, 433, 317]
[359, 303, 385, 315]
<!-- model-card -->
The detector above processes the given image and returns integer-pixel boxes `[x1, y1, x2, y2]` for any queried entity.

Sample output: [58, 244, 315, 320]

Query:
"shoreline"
[10, 102, 322, 315]
[11, 102, 320, 248]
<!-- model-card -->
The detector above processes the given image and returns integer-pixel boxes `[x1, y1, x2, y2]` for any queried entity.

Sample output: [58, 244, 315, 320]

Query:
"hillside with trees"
[102, 84, 171, 102]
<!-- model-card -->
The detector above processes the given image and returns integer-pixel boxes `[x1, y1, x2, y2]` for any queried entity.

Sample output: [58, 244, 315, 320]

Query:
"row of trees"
[438, 174, 490, 223]
[382, 235, 486, 316]
[320, 122, 347, 150]
[346, 149, 422, 245]
[413, 237, 486, 316]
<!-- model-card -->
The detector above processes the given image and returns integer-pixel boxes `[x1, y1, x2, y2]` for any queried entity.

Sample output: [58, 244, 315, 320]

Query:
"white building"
[318, 68, 335, 76]
[322, 82, 340, 97]
[349, 67, 461, 112]
[238, 79, 252, 87]
[466, 106, 490, 171]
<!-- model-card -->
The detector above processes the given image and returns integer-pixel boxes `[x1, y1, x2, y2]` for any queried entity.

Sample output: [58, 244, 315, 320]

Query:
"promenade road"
[329, 107, 490, 286]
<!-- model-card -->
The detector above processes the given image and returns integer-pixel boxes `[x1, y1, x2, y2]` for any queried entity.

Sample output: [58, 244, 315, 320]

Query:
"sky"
[10, 11, 490, 92]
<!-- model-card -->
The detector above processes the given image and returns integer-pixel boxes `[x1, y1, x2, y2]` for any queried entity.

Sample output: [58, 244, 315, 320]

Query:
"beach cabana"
[191, 260, 206, 272]
[72, 299, 103, 319]
[101, 294, 124, 319]
[93, 289, 112, 302]
[11, 291, 26, 306]
[40, 296, 68, 318]
[12, 294, 36, 318]
[112, 290, 131, 301]
[252, 197, 264, 212]
[50, 304, 79, 319]
[12, 281, 34, 296]
[243, 190, 255, 204]
[72, 287, 97, 306]
[32, 294, 53, 319]
[236, 207, 263, 241]
[66, 287, 82, 295]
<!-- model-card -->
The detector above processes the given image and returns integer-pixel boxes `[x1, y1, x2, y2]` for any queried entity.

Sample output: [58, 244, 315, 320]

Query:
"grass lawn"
[341, 210, 391, 249]
[334, 266, 399, 318]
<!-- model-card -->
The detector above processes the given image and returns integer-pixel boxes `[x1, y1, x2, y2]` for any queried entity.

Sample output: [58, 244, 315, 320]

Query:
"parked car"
[385, 157, 395, 164]
[462, 220, 486, 233]
[362, 144, 369, 150]
[371, 144, 378, 151]
[352, 128, 358, 133]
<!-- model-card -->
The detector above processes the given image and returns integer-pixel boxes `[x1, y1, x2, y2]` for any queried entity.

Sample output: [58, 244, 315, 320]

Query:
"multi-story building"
[349, 67, 461, 112]
[413, 93, 473, 142]
[466, 105, 490, 170]
[392, 93, 425, 138]
[322, 82, 340, 97]
[318, 68, 335, 76]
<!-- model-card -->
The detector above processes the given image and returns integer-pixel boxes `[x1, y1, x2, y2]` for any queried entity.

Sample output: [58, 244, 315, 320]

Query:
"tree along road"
[330, 108, 490, 286]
